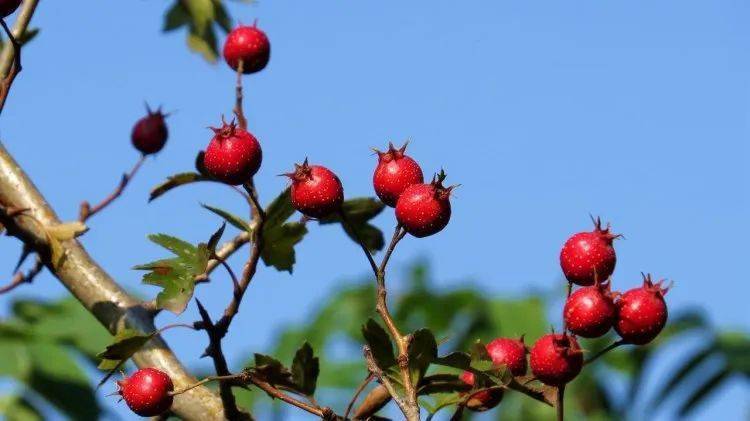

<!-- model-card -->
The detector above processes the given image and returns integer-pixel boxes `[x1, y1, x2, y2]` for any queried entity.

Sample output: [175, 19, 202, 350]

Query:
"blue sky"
[0, 0, 747, 419]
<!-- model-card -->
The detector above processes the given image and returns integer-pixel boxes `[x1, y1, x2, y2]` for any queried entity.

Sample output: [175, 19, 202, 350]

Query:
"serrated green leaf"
[261, 222, 307, 273]
[434, 351, 471, 370]
[291, 342, 319, 396]
[253, 353, 296, 388]
[408, 329, 437, 384]
[149, 172, 213, 202]
[202, 204, 251, 232]
[187, 25, 218, 62]
[163, 1, 191, 31]
[362, 319, 397, 369]
[97, 328, 155, 370]
[318, 197, 386, 252]
[136, 234, 209, 314]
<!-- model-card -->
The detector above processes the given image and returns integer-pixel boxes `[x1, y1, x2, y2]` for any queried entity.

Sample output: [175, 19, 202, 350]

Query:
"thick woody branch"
[0, 143, 225, 421]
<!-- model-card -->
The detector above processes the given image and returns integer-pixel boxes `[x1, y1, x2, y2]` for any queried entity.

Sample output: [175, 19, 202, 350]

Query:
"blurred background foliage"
[0, 261, 746, 420]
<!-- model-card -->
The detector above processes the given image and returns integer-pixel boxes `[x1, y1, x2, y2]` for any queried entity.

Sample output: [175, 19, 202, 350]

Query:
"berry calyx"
[529, 333, 583, 386]
[131, 105, 169, 155]
[560, 217, 620, 286]
[372, 141, 424, 207]
[459, 371, 504, 412]
[0, 0, 21, 18]
[563, 279, 617, 338]
[485, 336, 528, 376]
[285, 159, 344, 218]
[615, 273, 670, 345]
[223, 23, 270, 74]
[395, 170, 455, 238]
[203, 118, 263, 185]
[116, 368, 174, 417]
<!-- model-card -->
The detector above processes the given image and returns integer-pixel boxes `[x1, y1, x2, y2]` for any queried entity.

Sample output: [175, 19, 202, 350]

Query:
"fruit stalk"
[79, 154, 147, 222]
[556, 386, 565, 421]
[234, 60, 248, 130]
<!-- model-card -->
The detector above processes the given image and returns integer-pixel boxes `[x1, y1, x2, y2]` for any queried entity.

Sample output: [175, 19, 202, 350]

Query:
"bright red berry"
[529, 333, 583, 386]
[560, 217, 620, 286]
[615, 274, 670, 345]
[223, 24, 270, 74]
[203, 119, 262, 185]
[486, 337, 528, 376]
[117, 368, 174, 417]
[0, 0, 21, 18]
[395, 171, 454, 238]
[131, 106, 168, 155]
[459, 371, 504, 412]
[285, 159, 344, 218]
[373, 141, 424, 207]
[563, 279, 617, 338]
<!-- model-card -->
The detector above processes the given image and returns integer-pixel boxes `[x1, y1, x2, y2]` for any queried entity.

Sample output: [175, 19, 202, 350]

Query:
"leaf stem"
[584, 339, 625, 365]
[344, 373, 374, 420]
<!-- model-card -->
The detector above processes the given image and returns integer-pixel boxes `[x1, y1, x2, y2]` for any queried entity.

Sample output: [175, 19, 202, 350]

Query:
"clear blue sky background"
[0, 0, 747, 419]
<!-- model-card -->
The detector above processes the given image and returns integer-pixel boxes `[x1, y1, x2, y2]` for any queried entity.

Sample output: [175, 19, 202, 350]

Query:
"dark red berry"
[373, 141, 424, 207]
[560, 217, 620, 286]
[131, 106, 168, 155]
[395, 171, 454, 238]
[615, 274, 670, 345]
[117, 368, 174, 417]
[203, 119, 262, 185]
[486, 337, 528, 376]
[0, 0, 21, 18]
[223, 24, 270, 74]
[529, 333, 583, 386]
[563, 279, 617, 338]
[459, 371, 504, 412]
[285, 159, 344, 218]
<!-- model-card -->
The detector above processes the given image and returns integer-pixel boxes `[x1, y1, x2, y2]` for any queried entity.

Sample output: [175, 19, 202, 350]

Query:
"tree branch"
[0, 253, 42, 294]
[79, 155, 147, 222]
[0, 142, 225, 420]
[0, 0, 39, 114]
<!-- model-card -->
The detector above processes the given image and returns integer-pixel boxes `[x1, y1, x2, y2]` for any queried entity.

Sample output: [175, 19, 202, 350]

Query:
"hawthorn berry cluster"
[457, 219, 671, 412]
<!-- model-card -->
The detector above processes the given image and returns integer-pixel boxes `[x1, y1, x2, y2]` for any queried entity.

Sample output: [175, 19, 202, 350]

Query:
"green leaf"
[318, 198, 386, 252]
[261, 222, 308, 273]
[469, 340, 493, 372]
[207, 222, 226, 253]
[264, 188, 295, 228]
[213, 0, 233, 33]
[291, 342, 319, 396]
[184, 0, 215, 34]
[253, 353, 296, 388]
[0, 326, 32, 378]
[135, 234, 210, 314]
[163, 1, 191, 31]
[434, 351, 471, 370]
[28, 343, 100, 420]
[96, 328, 155, 370]
[149, 172, 213, 202]
[677, 367, 731, 416]
[0, 396, 43, 421]
[362, 319, 397, 369]
[187, 25, 218, 62]
[408, 329, 438, 384]
[202, 204, 251, 232]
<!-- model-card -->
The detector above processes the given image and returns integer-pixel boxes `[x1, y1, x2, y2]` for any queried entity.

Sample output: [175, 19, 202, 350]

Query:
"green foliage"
[250, 343, 322, 398]
[134, 233, 211, 314]
[97, 328, 156, 372]
[202, 204, 251, 232]
[261, 189, 307, 272]
[318, 197, 387, 252]
[162, 0, 242, 62]
[149, 172, 214, 202]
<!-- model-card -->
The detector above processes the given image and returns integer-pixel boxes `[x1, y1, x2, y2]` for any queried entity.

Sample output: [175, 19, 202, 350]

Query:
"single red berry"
[0, 0, 21, 18]
[203, 118, 262, 185]
[373, 141, 424, 207]
[529, 333, 583, 386]
[459, 371, 504, 412]
[395, 171, 455, 238]
[563, 279, 617, 338]
[615, 274, 670, 345]
[486, 336, 528, 376]
[285, 159, 344, 218]
[117, 368, 174, 417]
[223, 24, 270, 74]
[131, 105, 168, 155]
[560, 217, 620, 286]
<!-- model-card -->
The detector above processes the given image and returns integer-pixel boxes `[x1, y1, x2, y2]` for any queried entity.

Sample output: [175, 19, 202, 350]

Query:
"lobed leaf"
[291, 342, 319, 396]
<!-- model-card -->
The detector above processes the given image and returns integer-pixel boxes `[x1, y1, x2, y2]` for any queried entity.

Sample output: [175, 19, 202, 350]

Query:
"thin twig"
[217, 256, 240, 292]
[364, 346, 408, 413]
[170, 373, 244, 396]
[344, 373, 374, 420]
[247, 374, 336, 419]
[584, 339, 625, 365]
[0, 255, 42, 294]
[556, 386, 565, 421]
[0, 19, 20, 115]
[79, 155, 147, 222]
[234, 60, 247, 130]
[339, 210, 378, 275]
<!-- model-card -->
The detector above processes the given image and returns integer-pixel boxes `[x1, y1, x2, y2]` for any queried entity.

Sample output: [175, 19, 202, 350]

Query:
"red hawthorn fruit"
[560, 217, 620, 286]
[203, 119, 262, 185]
[131, 106, 168, 155]
[117, 368, 174, 417]
[223, 23, 271, 74]
[563, 279, 617, 338]
[0, 0, 21, 18]
[285, 159, 344, 218]
[529, 333, 583, 386]
[486, 337, 528, 376]
[459, 371, 504, 412]
[395, 171, 454, 238]
[373, 141, 424, 207]
[615, 274, 670, 345]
